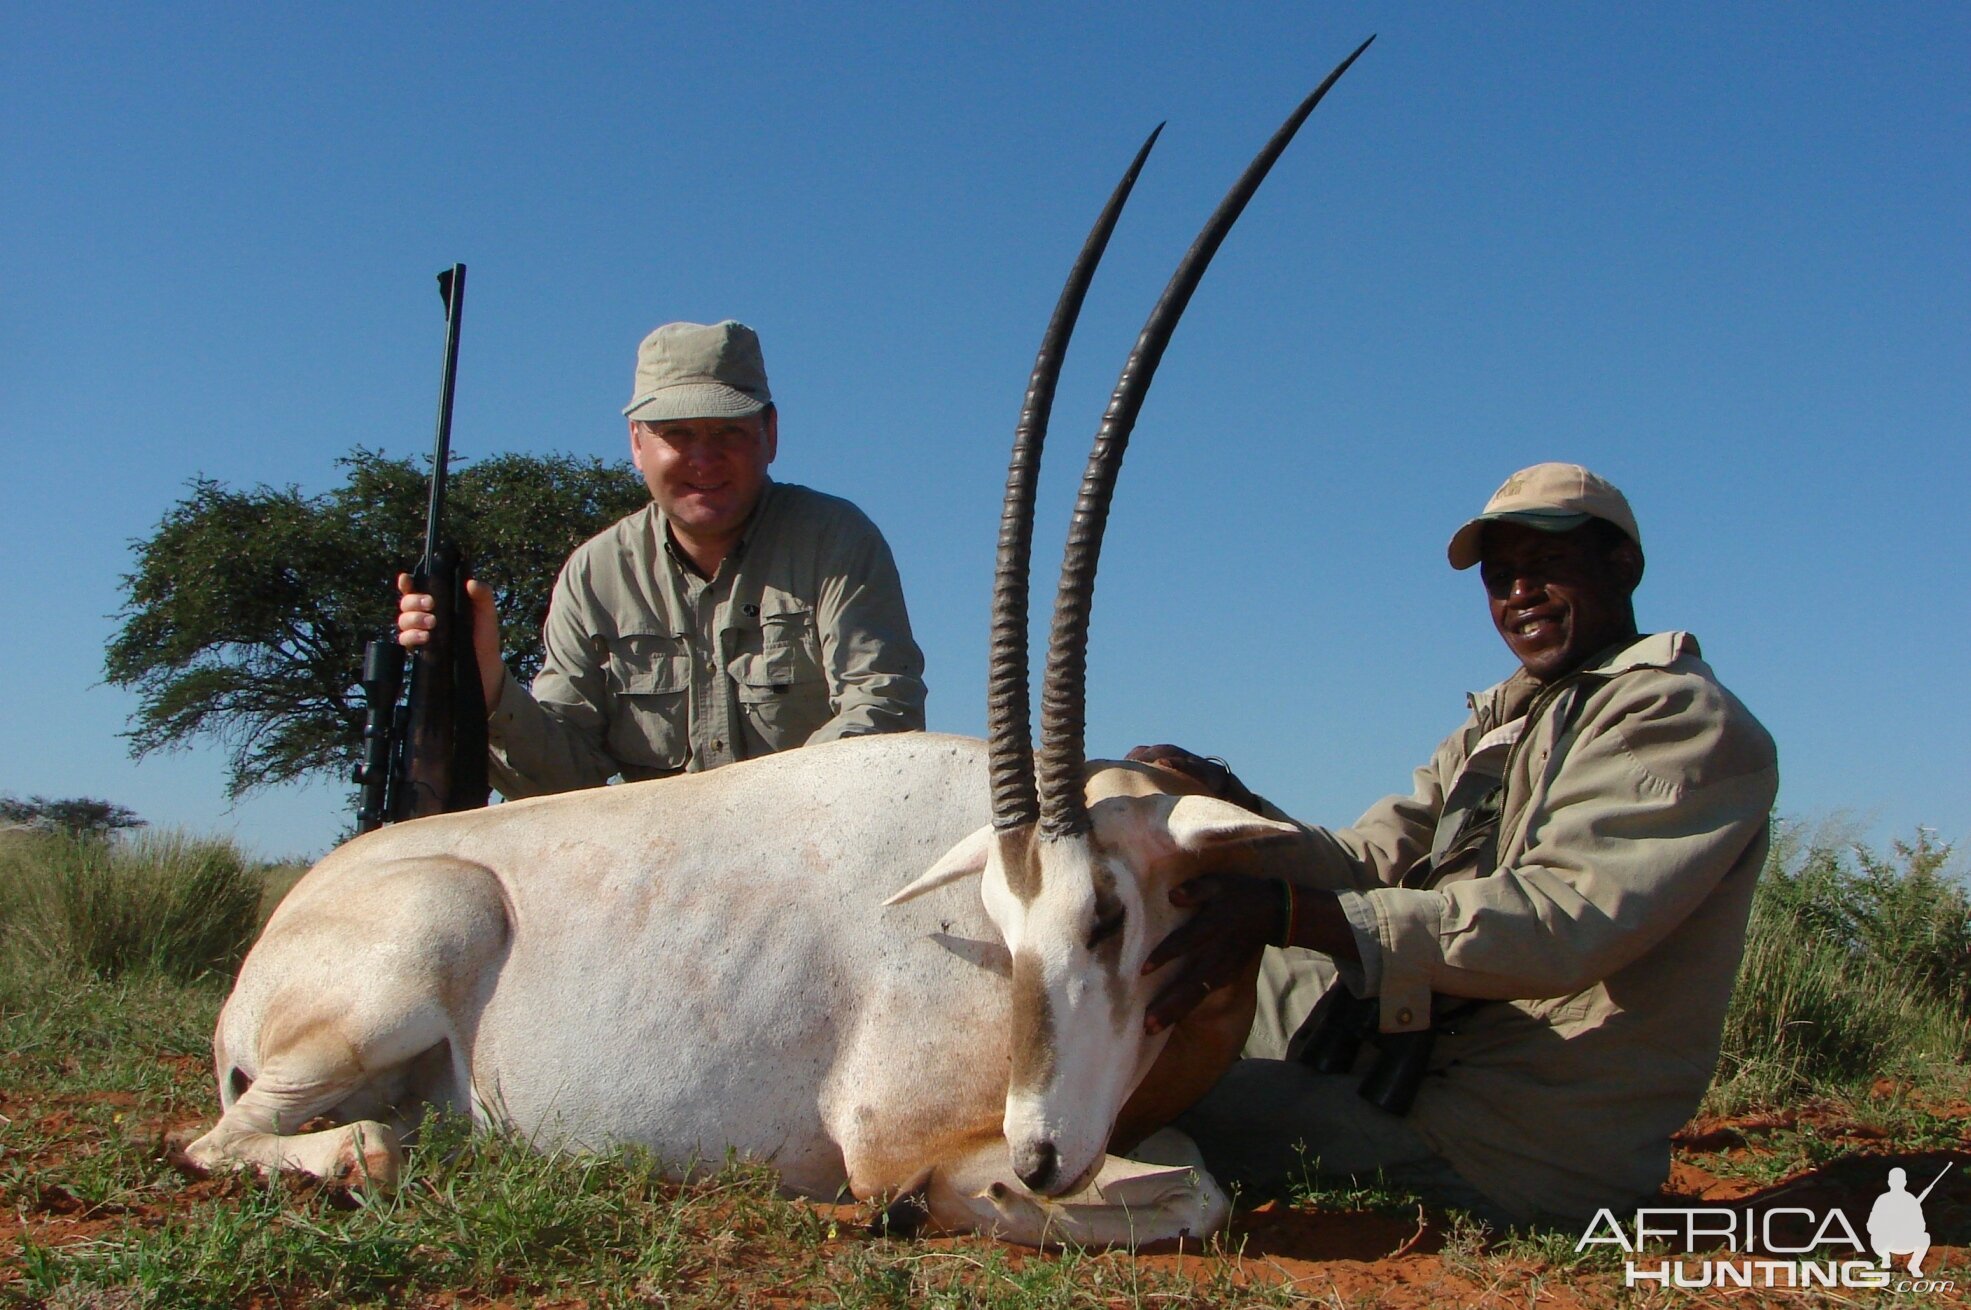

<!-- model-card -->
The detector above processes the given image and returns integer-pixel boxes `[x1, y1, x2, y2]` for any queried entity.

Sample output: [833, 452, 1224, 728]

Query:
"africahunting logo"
[1577, 1163, 1955, 1293]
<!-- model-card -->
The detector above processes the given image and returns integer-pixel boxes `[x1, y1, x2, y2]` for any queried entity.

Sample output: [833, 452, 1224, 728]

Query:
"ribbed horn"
[988, 125, 1164, 831]
[1037, 37, 1375, 838]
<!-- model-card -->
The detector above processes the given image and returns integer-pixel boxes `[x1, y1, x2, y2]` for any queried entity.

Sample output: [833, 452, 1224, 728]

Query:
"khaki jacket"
[1289, 632, 1778, 1221]
[487, 482, 926, 798]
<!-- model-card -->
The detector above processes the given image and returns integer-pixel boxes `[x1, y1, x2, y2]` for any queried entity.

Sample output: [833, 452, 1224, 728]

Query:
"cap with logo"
[1447, 462, 1642, 570]
[623, 320, 772, 423]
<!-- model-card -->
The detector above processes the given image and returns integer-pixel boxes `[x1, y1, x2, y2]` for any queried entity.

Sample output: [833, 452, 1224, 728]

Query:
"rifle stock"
[353, 263, 490, 832]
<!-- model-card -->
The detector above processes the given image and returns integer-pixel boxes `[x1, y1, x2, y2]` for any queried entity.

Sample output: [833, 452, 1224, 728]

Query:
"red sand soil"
[5, 1074, 1966, 1307]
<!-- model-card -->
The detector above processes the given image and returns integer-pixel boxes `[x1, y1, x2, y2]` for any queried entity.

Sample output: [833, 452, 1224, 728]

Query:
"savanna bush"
[1712, 823, 1971, 1109]
[0, 828, 263, 983]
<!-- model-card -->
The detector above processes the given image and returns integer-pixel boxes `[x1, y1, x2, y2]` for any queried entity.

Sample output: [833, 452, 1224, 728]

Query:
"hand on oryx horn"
[1141, 873, 1283, 1035]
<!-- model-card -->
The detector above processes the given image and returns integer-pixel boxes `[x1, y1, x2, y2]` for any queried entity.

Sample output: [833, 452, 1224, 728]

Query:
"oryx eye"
[1088, 908, 1125, 950]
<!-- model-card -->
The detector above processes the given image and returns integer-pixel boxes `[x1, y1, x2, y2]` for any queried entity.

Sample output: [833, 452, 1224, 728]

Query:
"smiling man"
[400, 320, 926, 797]
[1142, 463, 1778, 1228]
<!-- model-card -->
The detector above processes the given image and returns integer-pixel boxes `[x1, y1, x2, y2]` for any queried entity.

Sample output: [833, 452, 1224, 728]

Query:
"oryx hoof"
[327, 1122, 404, 1192]
[181, 1129, 244, 1177]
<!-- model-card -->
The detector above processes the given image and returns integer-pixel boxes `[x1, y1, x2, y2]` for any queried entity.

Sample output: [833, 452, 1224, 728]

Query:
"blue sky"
[3, 4, 1965, 862]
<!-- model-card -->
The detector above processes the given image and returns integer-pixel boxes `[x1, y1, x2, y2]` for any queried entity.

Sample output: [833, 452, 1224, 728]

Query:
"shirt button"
[1396, 1007, 1414, 1026]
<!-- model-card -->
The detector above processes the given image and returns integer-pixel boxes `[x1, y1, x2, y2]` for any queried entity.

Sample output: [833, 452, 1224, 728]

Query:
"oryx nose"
[1013, 1139, 1059, 1193]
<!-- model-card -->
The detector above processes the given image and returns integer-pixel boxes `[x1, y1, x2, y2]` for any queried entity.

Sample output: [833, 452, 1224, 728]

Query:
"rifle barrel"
[424, 263, 467, 571]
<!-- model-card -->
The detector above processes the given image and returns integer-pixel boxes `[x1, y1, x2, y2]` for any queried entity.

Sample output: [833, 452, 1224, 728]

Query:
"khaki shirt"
[487, 481, 926, 798]
[1286, 632, 1779, 1222]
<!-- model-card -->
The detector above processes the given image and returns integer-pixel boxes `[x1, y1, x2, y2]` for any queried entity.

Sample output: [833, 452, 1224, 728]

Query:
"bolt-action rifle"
[353, 263, 490, 832]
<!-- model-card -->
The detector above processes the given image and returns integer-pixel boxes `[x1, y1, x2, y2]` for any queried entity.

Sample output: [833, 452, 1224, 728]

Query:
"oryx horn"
[988, 125, 1164, 832]
[1036, 36, 1375, 839]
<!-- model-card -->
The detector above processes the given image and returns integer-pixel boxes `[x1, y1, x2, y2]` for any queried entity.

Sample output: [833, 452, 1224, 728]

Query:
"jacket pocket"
[603, 632, 690, 772]
[727, 609, 828, 746]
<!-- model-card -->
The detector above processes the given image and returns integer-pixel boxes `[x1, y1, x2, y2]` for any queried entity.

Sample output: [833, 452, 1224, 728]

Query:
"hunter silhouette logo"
[1870, 1163, 1950, 1277]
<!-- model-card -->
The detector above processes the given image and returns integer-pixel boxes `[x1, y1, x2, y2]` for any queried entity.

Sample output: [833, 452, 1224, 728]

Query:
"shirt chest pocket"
[603, 631, 690, 773]
[726, 606, 828, 746]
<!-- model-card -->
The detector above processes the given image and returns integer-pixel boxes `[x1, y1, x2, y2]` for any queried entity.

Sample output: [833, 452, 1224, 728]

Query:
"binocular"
[1299, 990, 1436, 1117]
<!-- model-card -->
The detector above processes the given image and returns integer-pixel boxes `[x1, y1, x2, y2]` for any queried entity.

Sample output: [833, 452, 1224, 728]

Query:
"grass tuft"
[0, 829, 264, 984]
[1709, 823, 1971, 1111]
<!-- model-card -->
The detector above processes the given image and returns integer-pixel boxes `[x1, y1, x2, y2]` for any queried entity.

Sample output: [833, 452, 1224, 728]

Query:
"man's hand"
[1141, 873, 1283, 1035]
[1125, 744, 1268, 813]
[1142, 873, 1361, 1036]
[397, 573, 505, 713]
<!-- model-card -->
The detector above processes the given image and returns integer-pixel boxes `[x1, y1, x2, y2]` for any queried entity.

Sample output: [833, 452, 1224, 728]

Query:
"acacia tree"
[0, 795, 145, 837]
[107, 448, 647, 798]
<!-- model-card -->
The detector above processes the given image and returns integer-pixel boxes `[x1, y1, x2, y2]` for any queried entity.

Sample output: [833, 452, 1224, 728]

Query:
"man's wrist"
[1287, 887, 1360, 964]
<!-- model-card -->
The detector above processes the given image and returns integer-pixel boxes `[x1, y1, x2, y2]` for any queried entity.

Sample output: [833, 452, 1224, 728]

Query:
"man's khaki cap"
[1447, 462, 1642, 570]
[623, 320, 772, 423]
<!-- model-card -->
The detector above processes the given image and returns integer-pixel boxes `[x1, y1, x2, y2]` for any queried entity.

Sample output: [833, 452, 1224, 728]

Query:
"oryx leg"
[186, 1031, 410, 1187]
[908, 1129, 1228, 1246]
[186, 856, 509, 1188]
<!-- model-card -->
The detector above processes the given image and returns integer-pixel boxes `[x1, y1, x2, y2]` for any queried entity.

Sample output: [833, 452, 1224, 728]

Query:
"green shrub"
[1711, 823, 1971, 1109]
[0, 829, 263, 984]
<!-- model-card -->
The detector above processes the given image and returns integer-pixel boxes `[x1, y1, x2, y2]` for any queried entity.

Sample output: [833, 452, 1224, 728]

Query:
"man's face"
[629, 411, 777, 544]
[1478, 521, 1641, 682]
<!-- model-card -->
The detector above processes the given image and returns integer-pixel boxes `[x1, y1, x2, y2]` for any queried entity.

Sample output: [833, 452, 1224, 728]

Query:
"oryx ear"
[885, 825, 993, 906]
[1164, 794, 1299, 853]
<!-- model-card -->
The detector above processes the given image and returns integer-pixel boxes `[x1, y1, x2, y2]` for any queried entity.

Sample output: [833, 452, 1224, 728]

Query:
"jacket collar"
[1580, 630, 1699, 676]
[1468, 631, 1699, 728]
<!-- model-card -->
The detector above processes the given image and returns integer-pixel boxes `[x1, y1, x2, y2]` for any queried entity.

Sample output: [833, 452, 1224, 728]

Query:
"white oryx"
[187, 40, 1372, 1246]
